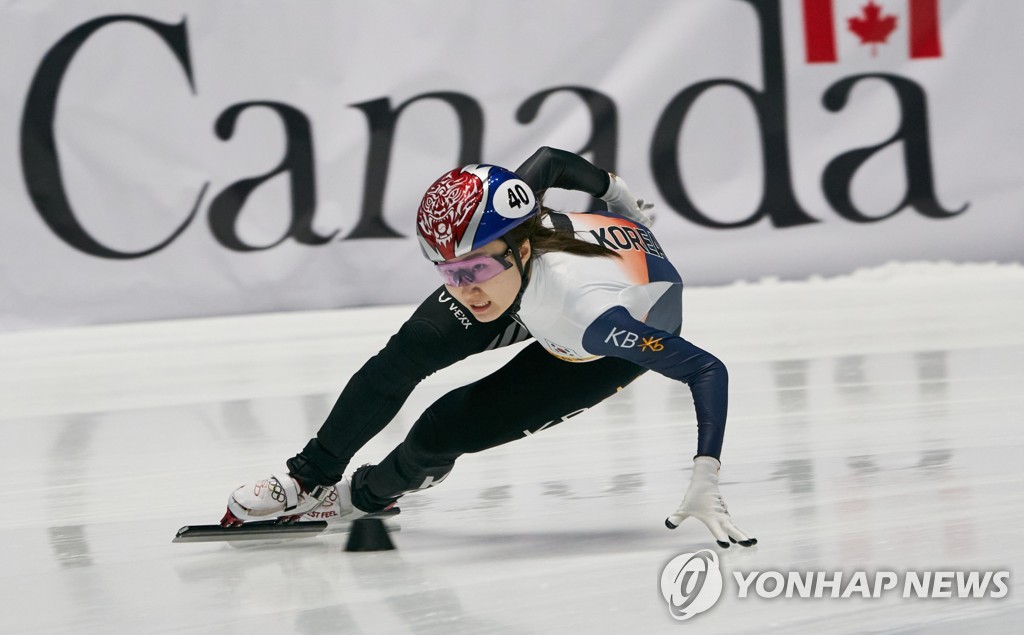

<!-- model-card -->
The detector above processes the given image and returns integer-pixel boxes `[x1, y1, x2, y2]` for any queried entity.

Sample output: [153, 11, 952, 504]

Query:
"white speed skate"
[222, 473, 341, 527]
[221, 473, 399, 529]
[172, 474, 401, 544]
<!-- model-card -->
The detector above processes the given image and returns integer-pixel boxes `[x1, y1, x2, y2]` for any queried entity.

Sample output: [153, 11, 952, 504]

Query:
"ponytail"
[505, 207, 619, 259]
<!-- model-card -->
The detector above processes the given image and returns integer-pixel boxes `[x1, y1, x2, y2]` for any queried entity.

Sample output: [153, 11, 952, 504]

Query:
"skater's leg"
[285, 286, 526, 488]
[353, 342, 645, 510]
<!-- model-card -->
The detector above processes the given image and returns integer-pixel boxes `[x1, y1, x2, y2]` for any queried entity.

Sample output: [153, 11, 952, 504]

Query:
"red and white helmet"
[416, 164, 538, 263]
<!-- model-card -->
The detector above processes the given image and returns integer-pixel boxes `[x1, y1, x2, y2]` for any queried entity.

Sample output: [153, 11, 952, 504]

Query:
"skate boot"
[221, 471, 399, 528]
[299, 475, 382, 521]
[221, 473, 332, 527]
[348, 463, 403, 516]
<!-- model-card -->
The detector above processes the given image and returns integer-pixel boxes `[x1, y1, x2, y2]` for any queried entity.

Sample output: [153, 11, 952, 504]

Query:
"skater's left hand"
[601, 173, 655, 226]
[665, 456, 757, 548]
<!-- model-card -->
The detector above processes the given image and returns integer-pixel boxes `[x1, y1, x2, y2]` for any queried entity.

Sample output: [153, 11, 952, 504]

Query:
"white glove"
[665, 456, 757, 548]
[600, 173, 655, 226]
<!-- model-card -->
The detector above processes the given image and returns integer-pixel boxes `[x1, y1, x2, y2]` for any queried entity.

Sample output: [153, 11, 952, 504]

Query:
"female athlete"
[222, 147, 755, 549]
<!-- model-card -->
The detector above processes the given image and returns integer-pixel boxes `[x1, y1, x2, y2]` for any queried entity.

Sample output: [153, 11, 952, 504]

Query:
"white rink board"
[0, 262, 1021, 633]
[3, 1, 1024, 328]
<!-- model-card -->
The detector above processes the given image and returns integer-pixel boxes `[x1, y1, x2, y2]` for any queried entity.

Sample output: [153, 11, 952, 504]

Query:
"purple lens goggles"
[435, 250, 514, 287]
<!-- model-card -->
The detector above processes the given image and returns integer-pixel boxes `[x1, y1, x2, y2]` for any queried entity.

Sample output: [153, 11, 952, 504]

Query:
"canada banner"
[0, 0, 1021, 329]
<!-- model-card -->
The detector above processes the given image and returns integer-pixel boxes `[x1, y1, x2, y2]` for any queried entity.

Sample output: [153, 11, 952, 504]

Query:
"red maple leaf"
[848, 1, 898, 57]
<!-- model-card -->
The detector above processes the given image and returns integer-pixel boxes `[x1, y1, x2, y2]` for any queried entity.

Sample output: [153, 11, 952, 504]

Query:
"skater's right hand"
[665, 456, 757, 548]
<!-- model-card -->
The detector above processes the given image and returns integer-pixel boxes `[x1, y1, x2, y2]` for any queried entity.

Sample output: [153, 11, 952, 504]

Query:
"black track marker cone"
[345, 518, 395, 552]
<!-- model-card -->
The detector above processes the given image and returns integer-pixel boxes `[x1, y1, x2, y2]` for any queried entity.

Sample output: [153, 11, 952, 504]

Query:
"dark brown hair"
[504, 206, 619, 259]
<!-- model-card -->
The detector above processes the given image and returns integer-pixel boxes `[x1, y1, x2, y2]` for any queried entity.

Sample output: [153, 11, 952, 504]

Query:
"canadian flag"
[802, 0, 943, 63]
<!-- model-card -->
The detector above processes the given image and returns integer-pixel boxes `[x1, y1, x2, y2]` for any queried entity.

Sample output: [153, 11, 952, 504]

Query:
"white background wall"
[2, 0, 1021, 329]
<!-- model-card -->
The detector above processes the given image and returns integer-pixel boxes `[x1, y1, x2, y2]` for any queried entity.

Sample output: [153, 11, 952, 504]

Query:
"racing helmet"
[416, 164, 538, 263]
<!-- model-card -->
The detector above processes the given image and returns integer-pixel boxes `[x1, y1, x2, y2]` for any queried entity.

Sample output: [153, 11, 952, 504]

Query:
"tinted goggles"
[435, 249, 514, 287]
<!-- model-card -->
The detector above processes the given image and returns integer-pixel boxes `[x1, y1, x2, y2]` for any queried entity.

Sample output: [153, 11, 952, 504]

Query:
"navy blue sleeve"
[581, 306, 728, 459]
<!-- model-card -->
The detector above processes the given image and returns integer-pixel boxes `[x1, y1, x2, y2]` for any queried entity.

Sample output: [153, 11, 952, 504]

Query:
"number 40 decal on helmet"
[493, 179, 535, 220]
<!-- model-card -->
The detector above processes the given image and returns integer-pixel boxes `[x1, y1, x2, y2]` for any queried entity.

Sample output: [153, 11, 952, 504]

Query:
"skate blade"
[173, 520, 329, 543]
[173, 508, 400, 543]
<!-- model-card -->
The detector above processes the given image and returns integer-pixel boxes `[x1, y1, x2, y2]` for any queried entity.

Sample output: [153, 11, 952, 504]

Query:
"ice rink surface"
[1, 262, 1022, 634]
